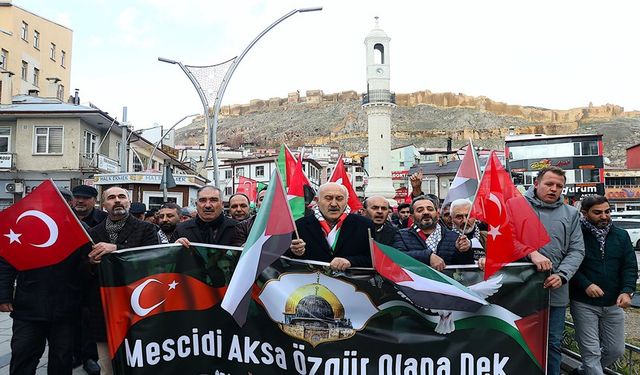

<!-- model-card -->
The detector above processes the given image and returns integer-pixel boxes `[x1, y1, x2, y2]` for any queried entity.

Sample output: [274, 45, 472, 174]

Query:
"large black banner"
[99, 244, 548, 374]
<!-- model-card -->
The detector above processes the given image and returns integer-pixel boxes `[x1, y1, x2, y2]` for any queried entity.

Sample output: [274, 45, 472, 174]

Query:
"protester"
[392, 195, 472, 271]
[391, 202, 411, 228]
[288, 182, 375, 270]
[86, 186, 160, 374]
[129, 202, 146, 221]
[0, 187, 93, 375]
[523, 166, 585, 375]
[233, 189, 267, 246]
[569, 195, 637, 375]
[72, 185, 107, 228]
[449, 198, 486, 259]
[174, 186, 238, 248]
[180, 206, 197, 222]
[364, 195, 398, 246]
[144, 209, 157, 224]
[228, 193, 251, 221]
[157, 202, 182, 243]
[439, 201, 453, 230]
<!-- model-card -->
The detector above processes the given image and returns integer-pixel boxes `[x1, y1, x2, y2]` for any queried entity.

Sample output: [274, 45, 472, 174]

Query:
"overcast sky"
[15, 0, 640, 130]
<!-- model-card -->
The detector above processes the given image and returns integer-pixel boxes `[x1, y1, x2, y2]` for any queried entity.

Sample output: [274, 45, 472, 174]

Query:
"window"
[423, 178, 437, 195]
[34, 126, 63, 154]
[224, 170, 232, 179]
[0, 49, 7, 70]
[235, 167, 244, 177]
[83, 130, 98, 155]
[21, 61, 28, 81]
[225, 186, 233, 196]
[32, 68, 39, 86]
[20, 22, 28, 41]
[50, 43, 56, 60]
[355, 175, 363, 182]
[33, 30, 40, 49]
[0, 128, 10, 153]
[57, 84, 64, 100]
[116, 141, 121, 162]
[255, 165, 265, 177]
[132, 153, 143, 172]
[61, 51, 66, 67]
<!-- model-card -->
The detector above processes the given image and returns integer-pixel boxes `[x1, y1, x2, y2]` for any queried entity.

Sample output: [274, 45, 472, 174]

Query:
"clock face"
[376, 68, 384, 74]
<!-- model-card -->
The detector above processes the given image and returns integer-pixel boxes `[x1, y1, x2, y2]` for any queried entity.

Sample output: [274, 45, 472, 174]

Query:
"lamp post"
[146, 113, 199, 171]
[159, 6, 322, 187]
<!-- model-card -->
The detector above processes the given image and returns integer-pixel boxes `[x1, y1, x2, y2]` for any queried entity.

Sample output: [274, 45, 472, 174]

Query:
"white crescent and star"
[488, 225, 502, 240]
[3, 210, 58, 248]
[488, 193, 502, 216]
[130, 278, 179, 317]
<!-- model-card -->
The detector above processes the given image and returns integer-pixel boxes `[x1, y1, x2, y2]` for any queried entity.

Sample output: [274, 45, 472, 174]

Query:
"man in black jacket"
[392, 195, 472, 271]
[87, 186, 159, 374]
[289, 182, 375, 270]
[72, 185, 107, 228]
[364, 195, 398, 246]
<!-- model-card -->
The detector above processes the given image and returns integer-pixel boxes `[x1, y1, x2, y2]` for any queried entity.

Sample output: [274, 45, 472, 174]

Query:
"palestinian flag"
[442, 142, 481, 208]
[221, 170, 296, 326]
[276, 144, 297, 188]
[370, 239, 488, 312]
[101, 269, 224, 357]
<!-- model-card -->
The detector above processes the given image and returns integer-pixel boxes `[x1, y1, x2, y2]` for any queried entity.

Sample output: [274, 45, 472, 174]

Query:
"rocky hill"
[175, 89, 640, 167]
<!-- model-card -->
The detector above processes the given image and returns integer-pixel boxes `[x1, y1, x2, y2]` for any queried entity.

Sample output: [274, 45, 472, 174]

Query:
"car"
[611, 218, 640, 251]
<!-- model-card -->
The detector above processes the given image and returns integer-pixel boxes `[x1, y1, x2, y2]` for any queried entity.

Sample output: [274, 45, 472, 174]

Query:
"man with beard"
[174, 186, 238, 248]
[228, 193, 251, 221]
[449, 198, 486, 260]
[569, 196, 637, 375]
[232, 189, 267, 246]
[72, 185, 107, 228]
[86, 186, 159, 374]
[157, 202, 181, 243]
[439, 201, 453, 230]
[392, 195, 472, 271]
[288, 182, 375, 270]
[364, 195, 398, 246]
[524, 166, 584, 375]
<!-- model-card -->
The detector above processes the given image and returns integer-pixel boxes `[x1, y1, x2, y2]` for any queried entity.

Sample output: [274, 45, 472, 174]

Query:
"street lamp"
[146, 113, 199, 171]
[159, 6, 322, 187]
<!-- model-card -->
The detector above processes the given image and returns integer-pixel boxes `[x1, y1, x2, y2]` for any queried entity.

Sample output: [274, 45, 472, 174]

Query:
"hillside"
[175, 90, 640, 167]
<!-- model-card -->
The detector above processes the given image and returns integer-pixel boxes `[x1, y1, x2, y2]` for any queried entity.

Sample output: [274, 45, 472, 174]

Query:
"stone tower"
[363, 17, 396, 198]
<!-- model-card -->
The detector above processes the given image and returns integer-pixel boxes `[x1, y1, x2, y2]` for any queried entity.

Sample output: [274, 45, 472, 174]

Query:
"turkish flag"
[472, 152, 550, 279]
[236, 176, 258, 202]
[0, 180, 91, 270]
[100, 272, 225, 357]
[329, 157, 363, 211]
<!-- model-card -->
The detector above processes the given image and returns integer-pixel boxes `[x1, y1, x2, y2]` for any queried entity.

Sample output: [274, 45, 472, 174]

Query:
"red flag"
[0, 180, 91, 270]
[236, 176, 257, 202]
[329, 157, 362, 211]
[471, 152, 550, 279]
[287, 154, 310, 219]
[101, 272, 225, 357]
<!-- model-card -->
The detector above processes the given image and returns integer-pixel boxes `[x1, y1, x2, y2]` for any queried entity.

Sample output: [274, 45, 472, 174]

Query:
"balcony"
[362, 90, 396, 105]
[79, 153, 120, 173]
[0, 153, 15, 170]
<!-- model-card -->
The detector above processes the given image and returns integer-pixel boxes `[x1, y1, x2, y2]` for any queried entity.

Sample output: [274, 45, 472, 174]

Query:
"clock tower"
[363, 17, 396, 199]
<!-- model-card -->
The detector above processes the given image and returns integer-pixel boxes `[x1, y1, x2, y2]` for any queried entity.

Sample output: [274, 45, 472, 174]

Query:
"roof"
[626, 143, 640, 151]
[505, 133, 601, 142]
[410, 160, 462, 175]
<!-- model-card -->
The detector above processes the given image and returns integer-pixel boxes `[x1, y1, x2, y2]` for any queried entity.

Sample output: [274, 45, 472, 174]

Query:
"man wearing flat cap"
[129, 202, 146, 221]
[72, 185, 107, 228]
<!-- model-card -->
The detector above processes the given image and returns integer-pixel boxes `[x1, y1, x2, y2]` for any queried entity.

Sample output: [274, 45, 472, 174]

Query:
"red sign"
[392, 170, 409, 180]
[606, 187, 640, 199]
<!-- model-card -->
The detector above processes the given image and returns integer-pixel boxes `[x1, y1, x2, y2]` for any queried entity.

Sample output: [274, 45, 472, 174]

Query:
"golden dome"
[284, 282, 345, 319]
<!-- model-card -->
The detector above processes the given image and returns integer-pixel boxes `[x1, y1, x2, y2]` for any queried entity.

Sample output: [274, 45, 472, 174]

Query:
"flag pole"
[461, 140, 484, 235]
[367, 228, 374, 264]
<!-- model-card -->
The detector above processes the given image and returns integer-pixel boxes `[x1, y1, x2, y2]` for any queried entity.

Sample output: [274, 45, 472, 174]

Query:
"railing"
[563, 320, 640, 374]
[362, 90, 396, 105]
[0, 153, 16, 170]
[79, 153, 120, 173]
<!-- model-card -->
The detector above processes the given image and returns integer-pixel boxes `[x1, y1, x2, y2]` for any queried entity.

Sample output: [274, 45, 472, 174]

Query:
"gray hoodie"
[524, 186, 585, 307]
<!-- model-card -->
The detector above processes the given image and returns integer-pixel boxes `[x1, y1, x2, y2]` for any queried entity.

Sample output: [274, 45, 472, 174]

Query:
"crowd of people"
[0, 163, 637, 375]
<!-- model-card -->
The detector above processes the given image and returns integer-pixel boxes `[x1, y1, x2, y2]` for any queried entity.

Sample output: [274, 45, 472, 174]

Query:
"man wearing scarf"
[87, 186, 160, 374]
[569, 195, 637, 375]
[449, 198, 486, 261]
[174, 186, 239, 248]
[288, 182, 375, 270]
[392, 195, 472, 271]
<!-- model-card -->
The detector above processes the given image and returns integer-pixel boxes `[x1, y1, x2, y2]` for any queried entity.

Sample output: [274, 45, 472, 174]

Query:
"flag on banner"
[276, 144, 297, 188]
[329, 157, 362, 211]
[472, 151, 551, 279]
[237, 176, 258, 203]
[370, 239, 489, 312]
[101, 271, 224, 357]
[0, 180, 91, 270]
[221, 170, 296, 326]
[442, 143, 481, 208]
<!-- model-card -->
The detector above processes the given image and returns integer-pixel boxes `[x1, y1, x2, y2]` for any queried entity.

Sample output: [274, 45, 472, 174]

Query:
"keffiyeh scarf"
[313, 205, 351, 252]
[105, 215, 128, 243]
[580, 216, 611, 258]
[414, 223, 442, 254]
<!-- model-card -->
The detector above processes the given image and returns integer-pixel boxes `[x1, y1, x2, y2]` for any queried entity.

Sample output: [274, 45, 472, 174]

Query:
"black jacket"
[287, 214, 375, 267]
[173, 216, 239, 246]
[374, 222, 399, 246]
[0, 243, 91, 322]
[87, 215, 160, 341]
[80, 207, 108, 228]
[392, 225, 474, 266]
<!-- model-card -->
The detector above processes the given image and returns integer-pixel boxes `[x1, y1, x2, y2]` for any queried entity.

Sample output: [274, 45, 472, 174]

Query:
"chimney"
[0, 71, 13, 105]
[73, 88, 80, 105]
[45, 77, 61, 99]
[446, 137, 452, 153]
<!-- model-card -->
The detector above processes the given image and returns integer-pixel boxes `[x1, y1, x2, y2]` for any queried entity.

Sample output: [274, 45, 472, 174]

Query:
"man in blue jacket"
[570, 195, 637, 375]
[392, 195, 472, 271]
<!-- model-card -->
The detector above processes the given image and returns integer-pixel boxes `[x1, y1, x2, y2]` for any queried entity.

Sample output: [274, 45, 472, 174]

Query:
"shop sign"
[606, 187, 640, 199]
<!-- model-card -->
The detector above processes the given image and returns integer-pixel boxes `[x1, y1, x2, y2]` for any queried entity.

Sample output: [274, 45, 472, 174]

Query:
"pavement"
[0, 312, 87, 374]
